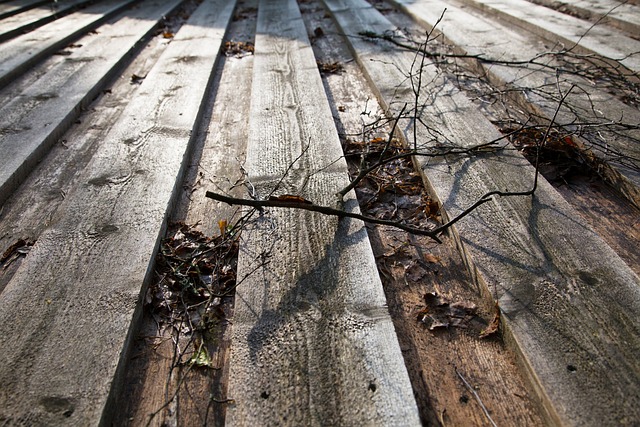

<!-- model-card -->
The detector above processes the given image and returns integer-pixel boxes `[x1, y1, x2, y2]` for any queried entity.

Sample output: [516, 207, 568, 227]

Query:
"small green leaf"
[188, 345, 213, 368]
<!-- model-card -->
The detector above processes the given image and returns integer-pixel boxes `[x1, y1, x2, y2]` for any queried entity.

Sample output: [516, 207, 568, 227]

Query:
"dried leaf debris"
[317, 60, 344, 74]
[417, 292, 480, 332]
[223, 41, 255, 57]
[345, 136, 441, 229]
[146, 222, 238, 366]
[1, 239, 34, 270]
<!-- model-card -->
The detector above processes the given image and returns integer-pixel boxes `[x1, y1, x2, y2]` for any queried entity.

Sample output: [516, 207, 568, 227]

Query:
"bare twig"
[206, 190, 444, 242]
[455, 367, 498, 427]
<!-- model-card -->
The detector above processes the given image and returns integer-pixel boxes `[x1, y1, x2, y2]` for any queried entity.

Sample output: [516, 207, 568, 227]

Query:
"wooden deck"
[0, 0, 638, 425]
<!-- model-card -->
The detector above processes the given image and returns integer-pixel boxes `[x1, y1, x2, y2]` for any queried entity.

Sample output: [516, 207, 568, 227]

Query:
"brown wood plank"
[324, 1, 640, 425]
[225, 0, 420, 425]
[0, 1, 236, 424]
[298, 2, 547, 424]
[115, 3, 258, 425]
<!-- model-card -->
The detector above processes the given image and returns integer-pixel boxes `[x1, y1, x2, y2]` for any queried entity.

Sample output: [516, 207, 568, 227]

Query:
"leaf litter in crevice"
[417, 291, 488, 334]
[1, 239, 34, 270]
[223, 40, 255, 57]
[317, 61, 344, 75]
[347, 135, 441, 229]
[146, 222, 238, 366]
[503, 126, 591, 184]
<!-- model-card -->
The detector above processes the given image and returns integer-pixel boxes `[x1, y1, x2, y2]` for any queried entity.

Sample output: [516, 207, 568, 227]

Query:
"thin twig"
[455, 367, 498, 427]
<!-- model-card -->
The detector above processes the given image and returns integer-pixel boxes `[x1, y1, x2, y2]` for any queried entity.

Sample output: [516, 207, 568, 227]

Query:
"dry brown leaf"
[317, 61, 344, 74]
[424, 253, 440, 264]
[480, 302, 501, 338]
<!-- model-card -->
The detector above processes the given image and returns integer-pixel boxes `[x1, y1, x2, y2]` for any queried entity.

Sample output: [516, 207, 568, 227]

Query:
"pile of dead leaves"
[417, 292, 500, 338]
[223, 41, 254, 57]
[504, 126, 590, 184]
[317, 61, 344, 75]
[146, 222, 238, 337]
[345, 136, 441, 228]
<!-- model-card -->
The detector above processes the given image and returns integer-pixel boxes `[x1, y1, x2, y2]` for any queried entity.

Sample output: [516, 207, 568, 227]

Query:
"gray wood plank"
[324, 1, 640, 425]
[528, 0, 640, 36]
[0, 0, 138, 89]
[0, 0, 94, 43]
[456, 0, 640, 73]
[0, 0, 183, 207]
[391, 0, 640, 206]
[225, 0, 420, 425]
[0, 0, 50, 20]
[0, 0, 236, 425]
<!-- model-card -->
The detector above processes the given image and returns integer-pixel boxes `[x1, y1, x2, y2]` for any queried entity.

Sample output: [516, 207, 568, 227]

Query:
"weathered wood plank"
[0, 22, 171, 295]
[456, 0, 640, 73]
[390, 0, 640, 206]
[324, 1, 640, 425]
[116, 6, 257, 425]
[0, 0, 93, 43]
[0, 0, 50, 20]
[528, 0, 640, 36]
[0, 0, 183, 207]
[225, 0, 420, 425]
[0, 0, 235, 425]
[0, 0, 138, 89]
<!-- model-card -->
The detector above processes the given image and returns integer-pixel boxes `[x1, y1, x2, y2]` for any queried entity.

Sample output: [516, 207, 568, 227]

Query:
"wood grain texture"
[116, 6, 258, 425]
[391, 0, 640, 206]
[0, 0, 235, 424]
[324, 1, 640, 425]
[0, 18, 170, 295]
[0, 0, 50, 20]
[0, 0, 138, 89]
[456, 0, 640, 73]
[225, 0, 420, 425]
[0, 0, 94, 43]
[0, 0, 183, 206]
[527, 0, 640, 35]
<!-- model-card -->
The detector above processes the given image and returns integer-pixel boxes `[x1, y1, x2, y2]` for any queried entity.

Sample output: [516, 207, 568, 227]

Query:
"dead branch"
[205, 190, 445, 242]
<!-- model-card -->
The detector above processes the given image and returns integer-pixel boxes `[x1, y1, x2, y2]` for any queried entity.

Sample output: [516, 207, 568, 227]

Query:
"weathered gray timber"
[0, 0, 182, 207]
[0, 0, 93, 43]
[0, 0, 137, 89]
[457, 0, 640, 73]
[390, 0, 640, 206]
[324, 0, 640, 425]
[0, 0, 49, 20]
[529, 0, 640, 36]
[225, 0, 421, 425]
[0, 0, 236, 424]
